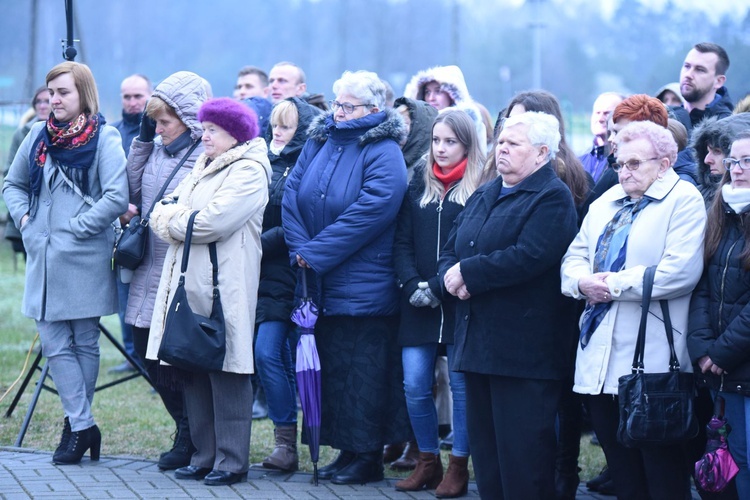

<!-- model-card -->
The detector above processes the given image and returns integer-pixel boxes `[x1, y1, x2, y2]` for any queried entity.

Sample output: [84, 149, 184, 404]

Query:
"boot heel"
[90, 427, 101, 461]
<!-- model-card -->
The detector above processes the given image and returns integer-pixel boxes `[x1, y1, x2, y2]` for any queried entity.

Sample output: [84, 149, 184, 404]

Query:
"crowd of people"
[3, 39, 750, 499]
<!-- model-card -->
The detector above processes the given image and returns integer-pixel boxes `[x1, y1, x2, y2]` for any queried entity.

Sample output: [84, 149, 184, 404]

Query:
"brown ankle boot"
[394, 452, 443, 491]
[262, 425, 299, 471]
[390, 440, 419, 470]
[435, 454, 469, 498]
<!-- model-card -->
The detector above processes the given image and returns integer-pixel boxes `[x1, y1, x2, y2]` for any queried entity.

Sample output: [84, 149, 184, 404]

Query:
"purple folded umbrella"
[291, 270, 321, 485]
[695, 395, 739, 493]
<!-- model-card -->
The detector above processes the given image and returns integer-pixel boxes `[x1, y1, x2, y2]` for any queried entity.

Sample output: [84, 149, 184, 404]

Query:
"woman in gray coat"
[2, 61, 128, 465]
[123, 71, 207, 471]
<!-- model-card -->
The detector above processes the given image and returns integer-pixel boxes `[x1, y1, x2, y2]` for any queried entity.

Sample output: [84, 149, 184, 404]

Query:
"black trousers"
[132, 326, 188, 433]
[465, 372, 562, 499]
[584, 393, 691, 500]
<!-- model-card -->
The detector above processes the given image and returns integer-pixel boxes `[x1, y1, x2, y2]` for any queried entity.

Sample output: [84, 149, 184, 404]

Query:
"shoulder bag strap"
[660, 300, 680, 371]
[632, 265, 657, 373]
[144, 140, 200, 221]
[179, 210, 219, 287]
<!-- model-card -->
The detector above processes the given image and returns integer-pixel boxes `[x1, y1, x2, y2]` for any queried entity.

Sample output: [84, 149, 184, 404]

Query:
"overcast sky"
[493, 0, 750, 24]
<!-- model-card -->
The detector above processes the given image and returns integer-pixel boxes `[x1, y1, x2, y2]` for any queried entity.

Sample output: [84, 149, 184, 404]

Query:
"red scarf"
[432, 157, 468, 193]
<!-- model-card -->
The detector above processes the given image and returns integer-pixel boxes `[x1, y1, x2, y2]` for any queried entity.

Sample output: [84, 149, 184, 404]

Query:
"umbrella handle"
[715, 394, 726, 419]
[301, 267, 308, 298]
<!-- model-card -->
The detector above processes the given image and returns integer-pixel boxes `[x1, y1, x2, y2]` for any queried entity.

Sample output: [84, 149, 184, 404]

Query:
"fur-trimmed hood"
[393, 96, 438, 170]
[192, 137, 271, 184]
[691, 114, 750, 188]
[404, 65, 473, 105]
[152, 71, 207, 142]
[307, 108, 407, 146]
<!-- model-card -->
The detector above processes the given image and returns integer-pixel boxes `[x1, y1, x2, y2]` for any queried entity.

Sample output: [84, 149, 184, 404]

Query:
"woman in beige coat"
[147, 98, 271, 486]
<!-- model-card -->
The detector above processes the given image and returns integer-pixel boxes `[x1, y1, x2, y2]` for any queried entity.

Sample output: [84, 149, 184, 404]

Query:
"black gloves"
[138, 113, 156, 142]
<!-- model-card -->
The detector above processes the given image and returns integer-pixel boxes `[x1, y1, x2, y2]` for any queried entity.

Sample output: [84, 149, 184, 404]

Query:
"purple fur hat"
[198, 97, 259, 143]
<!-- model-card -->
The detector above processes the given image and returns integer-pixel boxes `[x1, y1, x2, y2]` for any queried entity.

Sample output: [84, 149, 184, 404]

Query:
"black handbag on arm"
[617, 265, 699, 448]
[114, 140, 200, 270]
[157, 210, 226, 373]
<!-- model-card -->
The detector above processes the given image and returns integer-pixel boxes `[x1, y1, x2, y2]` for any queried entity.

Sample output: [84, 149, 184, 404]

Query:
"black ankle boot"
[318, 450, 356, 480]
[331, 451, 384, 485]
[53, 417, 71, 462]
[158, 424, 196, 470]
[53, 425, 101, 465]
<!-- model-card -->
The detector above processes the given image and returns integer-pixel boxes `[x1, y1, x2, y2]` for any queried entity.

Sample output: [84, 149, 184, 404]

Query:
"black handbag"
[114, 140, 200, 270]
[617, 265, 699, 448]
[157, 211, 226, 372]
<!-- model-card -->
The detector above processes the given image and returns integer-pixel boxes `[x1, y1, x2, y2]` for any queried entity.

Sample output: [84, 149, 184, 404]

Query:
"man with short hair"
[234, 66, 268, 100]
[680, 42, 733, 126]
[268, 62, 328, 112]
[579, 92, 624, 182]
[113, 74, 152, 156]
[268, 62, 307, 104]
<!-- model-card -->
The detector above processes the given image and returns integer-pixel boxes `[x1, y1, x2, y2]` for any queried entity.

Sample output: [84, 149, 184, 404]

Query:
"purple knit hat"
[198, 97, 259, 143]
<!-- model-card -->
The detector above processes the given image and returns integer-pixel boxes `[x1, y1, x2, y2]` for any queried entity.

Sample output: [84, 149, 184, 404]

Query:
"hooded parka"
[125, 71, 207, 328]
[146, 139, 271, 374]
[282, 110, 407, 317]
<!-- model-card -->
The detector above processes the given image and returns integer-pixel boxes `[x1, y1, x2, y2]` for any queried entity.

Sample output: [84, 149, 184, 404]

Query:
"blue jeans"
[402, 344, 469, 456]
[255, 321, 297, 426]
[719, 391, 750, 497]
[37, 318, 100, 431]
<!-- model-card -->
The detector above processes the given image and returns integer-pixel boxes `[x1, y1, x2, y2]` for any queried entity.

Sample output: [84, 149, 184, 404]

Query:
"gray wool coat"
[3, 121, 128, 321]
[124, 71, 207, 328]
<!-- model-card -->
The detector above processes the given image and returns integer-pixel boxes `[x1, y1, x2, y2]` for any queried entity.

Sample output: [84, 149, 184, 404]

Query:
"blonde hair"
[270, 100, 299, 128]
[46, 61, 99, 116]
[420, 109, 485, 207]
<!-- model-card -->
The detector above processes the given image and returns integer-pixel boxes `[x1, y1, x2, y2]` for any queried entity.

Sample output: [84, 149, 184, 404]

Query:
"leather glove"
[409, 288, 431, 308]
[138, 112, 156, 142]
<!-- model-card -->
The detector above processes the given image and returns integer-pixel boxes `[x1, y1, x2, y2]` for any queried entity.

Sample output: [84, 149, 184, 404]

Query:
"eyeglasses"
[329, 100, 372, 114]
[612, 157, 661, 172]
[723, 157, 750, 171]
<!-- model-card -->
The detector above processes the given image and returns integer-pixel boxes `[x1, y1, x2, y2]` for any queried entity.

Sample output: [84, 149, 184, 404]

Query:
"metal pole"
[529, 0, 544, 89]
[63, 0, 77, 61]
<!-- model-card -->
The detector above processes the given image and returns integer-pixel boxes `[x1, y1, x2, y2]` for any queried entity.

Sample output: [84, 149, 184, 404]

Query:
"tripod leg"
[98, 322, 156, 390]
[14, 361, 50, 447]
[5, 351, 44, 418]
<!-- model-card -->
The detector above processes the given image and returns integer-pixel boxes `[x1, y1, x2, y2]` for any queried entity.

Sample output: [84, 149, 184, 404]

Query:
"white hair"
[332, 70, 386, 110]
[504, 111, 561, 161]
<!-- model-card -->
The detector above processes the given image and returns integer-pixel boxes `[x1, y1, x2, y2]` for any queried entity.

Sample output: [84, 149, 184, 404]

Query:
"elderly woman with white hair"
[438, 111, 579, 498]
[561, 120, 706, 499]
[282, 70, 411, 485]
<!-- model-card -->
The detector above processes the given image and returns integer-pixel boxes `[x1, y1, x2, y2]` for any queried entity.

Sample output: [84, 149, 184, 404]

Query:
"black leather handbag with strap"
[114, 140, 200, 270]
[157, 210, 226, 373]
[617, 265, 699, 448]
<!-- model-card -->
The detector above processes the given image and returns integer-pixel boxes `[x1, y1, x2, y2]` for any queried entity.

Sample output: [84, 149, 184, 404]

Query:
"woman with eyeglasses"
[561, 120, 706, 499]
[282, 70, 411, 485]
[689, 131, 750, 497]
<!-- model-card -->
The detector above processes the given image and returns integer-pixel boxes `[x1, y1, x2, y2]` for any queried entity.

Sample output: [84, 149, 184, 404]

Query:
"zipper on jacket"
[436, 197, 445, 343]
[718, 239, 739, 331]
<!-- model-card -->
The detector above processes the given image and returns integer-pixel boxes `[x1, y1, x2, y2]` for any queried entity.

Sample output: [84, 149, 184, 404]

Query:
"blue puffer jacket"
[282, 109, 407, 317]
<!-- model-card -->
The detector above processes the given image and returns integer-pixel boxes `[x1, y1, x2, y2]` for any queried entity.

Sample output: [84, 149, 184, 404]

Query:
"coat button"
[44, 199, 51, 206]
[469, 241, 475, 247]
[738, 385, 743, 392]
[43, 230, 49, 237]
[464, 315, 469, 321]
[320, 194, 325, 199]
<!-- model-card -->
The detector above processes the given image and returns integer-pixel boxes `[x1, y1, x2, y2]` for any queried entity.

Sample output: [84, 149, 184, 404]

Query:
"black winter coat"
[438, 164, 578, 379]
[256, 97, 318, 324]
[393, 166, 464, 346]
[688, 204, 750, 395]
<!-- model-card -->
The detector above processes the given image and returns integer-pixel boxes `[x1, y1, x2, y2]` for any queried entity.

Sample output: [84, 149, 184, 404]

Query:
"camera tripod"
[4, 321, 154, 446]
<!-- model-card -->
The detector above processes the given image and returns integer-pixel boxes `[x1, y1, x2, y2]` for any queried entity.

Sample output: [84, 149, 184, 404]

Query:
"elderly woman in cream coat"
[147, 98, 271, 487]
[560, 121, 706, 500]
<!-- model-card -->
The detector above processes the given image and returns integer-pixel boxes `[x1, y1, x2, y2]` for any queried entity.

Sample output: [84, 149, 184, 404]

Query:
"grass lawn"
[0, 233, 605, 480]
